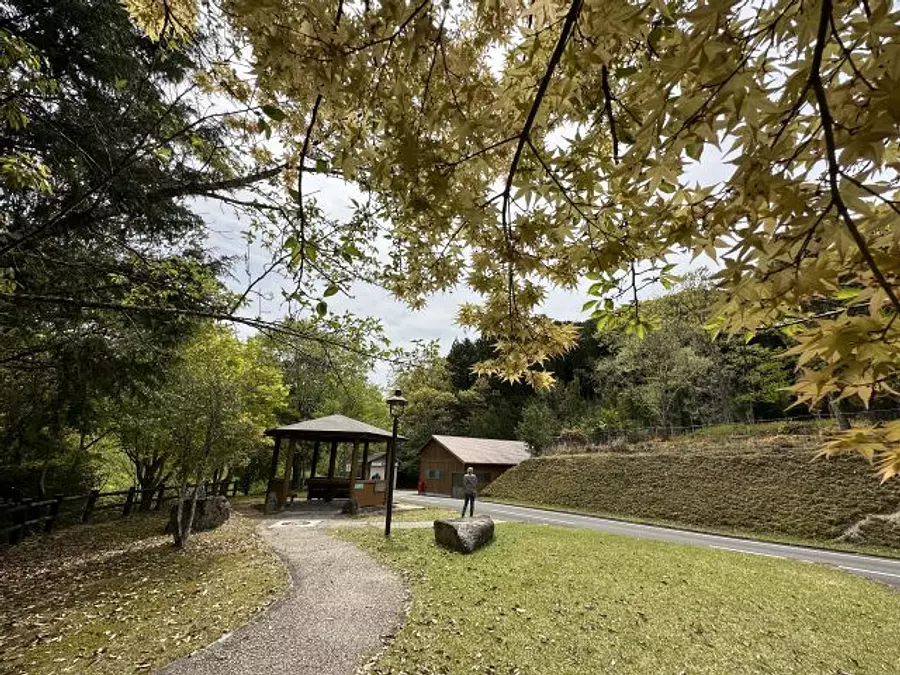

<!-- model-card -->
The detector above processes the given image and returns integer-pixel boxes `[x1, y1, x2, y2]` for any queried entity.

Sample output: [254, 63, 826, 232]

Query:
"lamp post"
[384, 388, 407, 536]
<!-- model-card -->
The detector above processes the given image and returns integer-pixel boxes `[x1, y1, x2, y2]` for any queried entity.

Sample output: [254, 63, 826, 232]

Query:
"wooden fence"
[0, 481, 241, 547]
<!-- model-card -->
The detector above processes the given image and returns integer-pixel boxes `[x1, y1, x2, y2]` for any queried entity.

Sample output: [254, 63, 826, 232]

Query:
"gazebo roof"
[264, 414, 405, 442]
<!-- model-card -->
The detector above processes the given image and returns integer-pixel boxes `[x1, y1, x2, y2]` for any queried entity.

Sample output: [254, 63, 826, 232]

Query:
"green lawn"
[361, 505, 459, 523]
[480, 495, 900, 560]
[340, 523, 900, 674]
[0, 511, 288, 674]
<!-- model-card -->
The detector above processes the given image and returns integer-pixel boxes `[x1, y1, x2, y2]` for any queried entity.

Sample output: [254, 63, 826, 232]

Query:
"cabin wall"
[417, 441, 514, 496]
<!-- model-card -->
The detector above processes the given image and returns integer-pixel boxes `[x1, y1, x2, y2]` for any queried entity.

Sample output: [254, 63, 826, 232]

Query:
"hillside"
[482, 434, 900, 547]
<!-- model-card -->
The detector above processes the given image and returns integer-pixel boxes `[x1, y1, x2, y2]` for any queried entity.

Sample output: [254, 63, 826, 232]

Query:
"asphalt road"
[395, 491, 900, 588]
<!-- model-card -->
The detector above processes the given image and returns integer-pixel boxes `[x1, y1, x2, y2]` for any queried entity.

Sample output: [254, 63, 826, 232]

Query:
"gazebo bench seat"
[306, 477, 351, 500]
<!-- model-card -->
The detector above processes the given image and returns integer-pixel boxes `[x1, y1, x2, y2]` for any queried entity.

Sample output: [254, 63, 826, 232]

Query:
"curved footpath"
[159, 514, 407, 675]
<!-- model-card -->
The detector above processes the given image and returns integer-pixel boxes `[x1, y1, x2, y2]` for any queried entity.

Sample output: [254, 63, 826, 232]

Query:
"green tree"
[619, 334, 715, 435]
[117, 390, 174, 509]
[392, 344, 459, 472]
[153, 326, 286, 548]
[590, 284, 794, 433]
[0, 0, 269, 490]
[516, 401, 557, 456]
[261, 316, 391, 427]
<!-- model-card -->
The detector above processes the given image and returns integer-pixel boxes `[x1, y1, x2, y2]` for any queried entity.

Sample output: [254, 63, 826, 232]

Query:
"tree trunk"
[219, 468, 232, 495]
[829, 394, 851, 431]
[37, 460, 49, 500]
[173, 482, 202, 549]
[137, 456, 165, 511]
[139, 482, 154, 511]
[173, 481, 187, 548]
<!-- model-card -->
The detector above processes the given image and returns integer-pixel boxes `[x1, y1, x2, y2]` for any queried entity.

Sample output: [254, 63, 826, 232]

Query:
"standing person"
[461, 467, 477, 517]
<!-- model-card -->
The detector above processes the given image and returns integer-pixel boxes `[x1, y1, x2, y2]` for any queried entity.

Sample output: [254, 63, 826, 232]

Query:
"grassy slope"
[0, 511, 288, 674]
[340, 524, 900, 675]
[483, 437, 900, 545]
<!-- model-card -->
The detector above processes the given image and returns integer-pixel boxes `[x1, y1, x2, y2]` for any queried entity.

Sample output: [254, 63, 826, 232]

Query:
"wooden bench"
[306, 478, 351, 501]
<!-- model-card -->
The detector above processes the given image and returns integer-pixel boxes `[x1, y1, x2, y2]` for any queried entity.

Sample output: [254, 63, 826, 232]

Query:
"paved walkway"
[397, 491, 900, 587]
[159, 512, 407, 675]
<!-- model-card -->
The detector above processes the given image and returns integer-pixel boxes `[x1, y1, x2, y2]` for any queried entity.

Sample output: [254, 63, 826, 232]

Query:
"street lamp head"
[386, 388, 407, 419]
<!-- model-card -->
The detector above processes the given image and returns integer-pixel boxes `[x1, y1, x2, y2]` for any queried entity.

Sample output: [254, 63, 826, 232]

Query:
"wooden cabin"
[417, 435, 531, 497]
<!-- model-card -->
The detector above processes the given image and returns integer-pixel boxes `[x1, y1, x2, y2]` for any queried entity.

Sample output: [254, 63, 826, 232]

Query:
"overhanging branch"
[810, 0, 900, 314]
[501, 0, 585, 313]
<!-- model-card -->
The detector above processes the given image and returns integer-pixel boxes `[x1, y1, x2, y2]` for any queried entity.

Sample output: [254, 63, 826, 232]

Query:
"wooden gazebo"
[263, 414, 405, 510]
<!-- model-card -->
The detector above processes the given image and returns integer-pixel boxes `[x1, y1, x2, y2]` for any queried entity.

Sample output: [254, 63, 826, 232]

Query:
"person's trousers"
[462, 493, 475, 517]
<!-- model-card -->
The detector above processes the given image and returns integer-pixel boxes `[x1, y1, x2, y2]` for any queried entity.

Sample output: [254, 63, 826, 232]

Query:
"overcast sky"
[201, 146, 730, 387]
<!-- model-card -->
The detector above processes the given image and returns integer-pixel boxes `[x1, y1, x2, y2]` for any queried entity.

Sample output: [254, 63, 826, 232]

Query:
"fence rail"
[546, 409, 900, 455]
[0, 480, 241, 547]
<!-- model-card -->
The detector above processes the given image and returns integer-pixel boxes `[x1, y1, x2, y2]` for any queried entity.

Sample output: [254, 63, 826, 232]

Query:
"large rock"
[433, 516, 494, 554]
[166, 495, 230, 534]
[263, 490, 280, 514]
[341, 497, 360, 515]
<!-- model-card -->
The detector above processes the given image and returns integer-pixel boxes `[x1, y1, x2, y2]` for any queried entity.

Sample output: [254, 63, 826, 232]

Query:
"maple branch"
[631, 263, 639, 323]
[828, 10, 875, 90]
[418, 9, 447, 122]
[294, 0, 344, 275]
[297, 94, 322, 224]
[441, 135, 518, 169]
[525, 137, 626, 250]
[601, 65, 619, 163]
[503, 0, 584, 202]
[439, 33, 467, 121]
[838, 170, 900, 218]
[341, 0, 430, 56]
[793, 200, 833, 271]
[810, 0, 900, 315]
[501, 0, 585, 313]
[770, 303, 869, 330]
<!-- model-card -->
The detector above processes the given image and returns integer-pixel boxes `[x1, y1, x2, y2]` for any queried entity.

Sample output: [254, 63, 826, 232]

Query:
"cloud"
[195, 147, 727, 385]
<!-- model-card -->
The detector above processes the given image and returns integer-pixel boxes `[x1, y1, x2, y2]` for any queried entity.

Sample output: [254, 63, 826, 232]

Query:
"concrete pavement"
[396, 490, 900, 587]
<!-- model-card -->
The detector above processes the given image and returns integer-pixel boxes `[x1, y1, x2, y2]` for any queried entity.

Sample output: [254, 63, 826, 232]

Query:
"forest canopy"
[123, 0, 900, 478]
[3, 0, 900, 480]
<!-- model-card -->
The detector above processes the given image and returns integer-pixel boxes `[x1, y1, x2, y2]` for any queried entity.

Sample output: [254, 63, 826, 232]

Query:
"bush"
[0, 457, 100, 500]
[692, 419, 831, 438]
[515, 401, 557, 455]
[549, 428, 589, 455]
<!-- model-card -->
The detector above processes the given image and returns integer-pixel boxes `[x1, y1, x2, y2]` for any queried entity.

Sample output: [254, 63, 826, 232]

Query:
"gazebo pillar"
[310, 441, 320, 478]
[269, 435, 282, 481]
[360, 440, 369, 479]
[348, 439, 360, 487]
[291, 453, 302, 491]
[278, 438, 296, 508]
[307, 441, 320, 501]
[264, 435, 283, 513]
[280, 437, 295, 505]
[327, 440, 338, 478]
